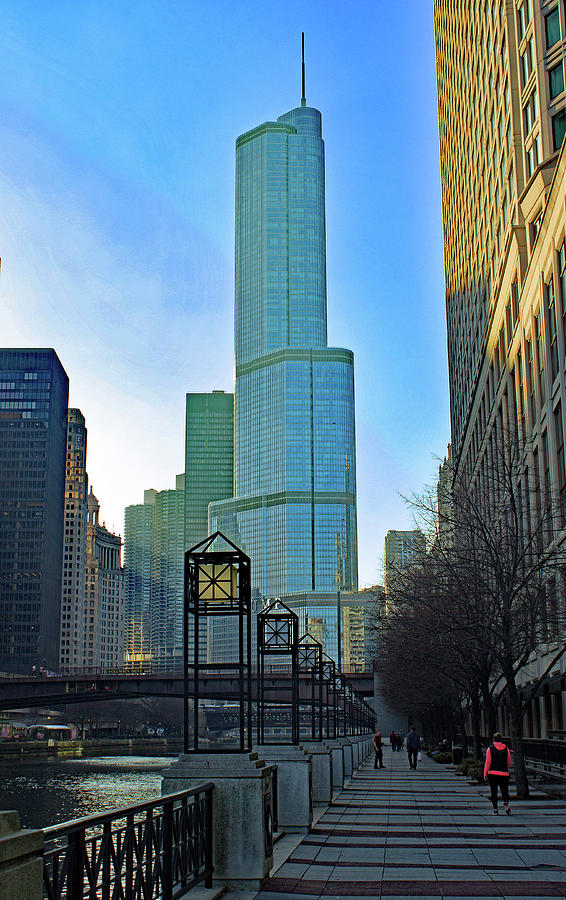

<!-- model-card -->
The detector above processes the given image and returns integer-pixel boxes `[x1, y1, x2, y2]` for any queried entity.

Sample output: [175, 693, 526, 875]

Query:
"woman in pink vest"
[483, 732, 512, 815]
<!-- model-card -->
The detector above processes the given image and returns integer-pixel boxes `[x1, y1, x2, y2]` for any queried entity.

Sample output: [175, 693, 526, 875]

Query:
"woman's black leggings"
[488, 774, 509, 808]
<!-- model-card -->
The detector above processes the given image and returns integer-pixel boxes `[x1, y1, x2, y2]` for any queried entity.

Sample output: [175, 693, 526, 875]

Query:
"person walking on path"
[484, 732, 512, 815]
[406, 725, 421, 769]
[390, 729, 397, 751]
[373, 730, 385, 768]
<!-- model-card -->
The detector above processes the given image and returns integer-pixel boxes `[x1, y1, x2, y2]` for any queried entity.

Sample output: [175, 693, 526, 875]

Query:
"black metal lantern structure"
[257, 599, 299, 745]
[184, 532, 251, 753]
[298, 633, 323, 740]
[321, 653, 337, 739]
[334, 672, 347, 737]
[344, 682, 354, 735]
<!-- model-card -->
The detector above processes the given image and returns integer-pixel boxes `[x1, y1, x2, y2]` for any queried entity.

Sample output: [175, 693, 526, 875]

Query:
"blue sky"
[0, 0, 449, 587]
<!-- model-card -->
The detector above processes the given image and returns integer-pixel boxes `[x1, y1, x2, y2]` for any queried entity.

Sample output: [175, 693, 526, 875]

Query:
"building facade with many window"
[434, 0, 566, 736]
[59, 408, 88, 671]
[0, 349, 68, 673]
[86, 488, 125, 669]
[209, 82, 358, 661]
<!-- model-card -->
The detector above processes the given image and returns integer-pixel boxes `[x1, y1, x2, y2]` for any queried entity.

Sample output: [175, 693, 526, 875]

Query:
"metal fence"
[42, 784, 213, 900]
[521, 738, 566, 768]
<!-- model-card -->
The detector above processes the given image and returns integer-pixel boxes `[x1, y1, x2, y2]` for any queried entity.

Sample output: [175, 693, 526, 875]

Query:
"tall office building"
[59, 408, 88, 671]
[0, 349, 68, 673]
[184, 392, 234, 551]
[86, 488, 125, 668]
[434, 1, 566, 473]
[434, 3, 566, 735]
[210, 74, 358, 632]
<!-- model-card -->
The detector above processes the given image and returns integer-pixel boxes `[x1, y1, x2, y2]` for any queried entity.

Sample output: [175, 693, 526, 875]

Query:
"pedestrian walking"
[483, 732, 512, 815]
[406, 725, 421, 769]
[390, 729, 397, 751]
[373, 729, 385, 768]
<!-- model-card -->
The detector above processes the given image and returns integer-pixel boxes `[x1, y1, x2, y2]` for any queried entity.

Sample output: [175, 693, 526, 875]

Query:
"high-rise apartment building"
[152, 474, 185, 666]
[86, 488, 125, 669]
[124, 490, 155, 666]
[0, 349, 68, 673]
[210, 78, 358, 642]
[384, 530, 425, 595]
[184, 392, 234, 551]
[124, 475, 188, 667]
[59, 408, 88, 671]
[434, 3, 566, 736]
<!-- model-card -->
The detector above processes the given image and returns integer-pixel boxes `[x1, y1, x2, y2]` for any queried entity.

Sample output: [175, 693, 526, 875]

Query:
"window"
[505, 301, 512, 349]
[536, 313, 546, 406]
[511, 282, 519, 328]
[542, 429, 552, 537]
[521, 37, 534, 86]
[526, 336, 536, 423]
[549, 62, 565, 101]
[559, 238, 566, 346]
[518, 0, 532, 42]
[548, 276, 559, 381]
[531, 208, 543, 243]
[555, 402, 566, 524]
[545, 7, 561, 49]
[552, 109, 566, 150]
[526, 138, 540, 178]
[524, 89, 538, 134]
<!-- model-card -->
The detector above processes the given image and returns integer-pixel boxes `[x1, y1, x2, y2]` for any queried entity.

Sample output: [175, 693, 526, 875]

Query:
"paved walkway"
[254, 745, 566, 899]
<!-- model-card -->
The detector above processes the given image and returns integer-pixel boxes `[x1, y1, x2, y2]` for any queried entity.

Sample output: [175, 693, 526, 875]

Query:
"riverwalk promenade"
[253, 745, 566, 899]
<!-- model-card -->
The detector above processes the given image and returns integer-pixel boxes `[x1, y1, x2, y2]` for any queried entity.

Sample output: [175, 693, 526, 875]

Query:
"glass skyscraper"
[210, 93, 358, 608]
[0, 349, 69, 673]
[184, 391, 234, 552]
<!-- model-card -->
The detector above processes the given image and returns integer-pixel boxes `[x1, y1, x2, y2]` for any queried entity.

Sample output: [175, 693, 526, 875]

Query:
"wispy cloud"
[0, 120, 234, 534]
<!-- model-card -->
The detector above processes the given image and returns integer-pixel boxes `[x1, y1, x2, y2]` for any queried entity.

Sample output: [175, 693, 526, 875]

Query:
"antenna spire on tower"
[301, 32, 306, 106]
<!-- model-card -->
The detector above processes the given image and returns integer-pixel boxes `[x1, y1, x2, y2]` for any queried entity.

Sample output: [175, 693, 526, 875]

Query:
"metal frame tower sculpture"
[184, 532, 251, 753]
[257, 599, 299, 745]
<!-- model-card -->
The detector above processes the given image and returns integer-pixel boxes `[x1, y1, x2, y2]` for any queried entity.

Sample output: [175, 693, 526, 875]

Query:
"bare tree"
[396, 438, 566, 798]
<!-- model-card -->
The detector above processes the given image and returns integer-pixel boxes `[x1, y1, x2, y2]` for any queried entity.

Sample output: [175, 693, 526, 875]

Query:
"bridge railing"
[50, 663, 374, 678]
[42, 783, 213, 900]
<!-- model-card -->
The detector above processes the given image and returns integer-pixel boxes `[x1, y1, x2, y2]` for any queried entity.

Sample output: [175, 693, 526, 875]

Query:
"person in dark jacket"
[373, 730, 385, 768]
[406, 726, 421, 769]
[483, 732, 512, 815]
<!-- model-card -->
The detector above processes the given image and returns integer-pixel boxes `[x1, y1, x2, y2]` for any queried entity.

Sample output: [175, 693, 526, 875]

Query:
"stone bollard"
[325, 740, 344, 790]
[351, 738, 361, 771]
[162, 752, 274, 891]
[0, 811, 44, 900]
[301, 741, 333, 803]
[338, 738, 353, 777]
[255, 744, 312, 832]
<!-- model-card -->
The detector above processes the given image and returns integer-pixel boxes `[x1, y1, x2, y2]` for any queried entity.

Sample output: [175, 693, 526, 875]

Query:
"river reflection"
[0, 755, 176, 829]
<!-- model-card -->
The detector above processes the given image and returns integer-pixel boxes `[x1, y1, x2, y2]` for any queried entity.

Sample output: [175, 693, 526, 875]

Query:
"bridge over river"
[0, 668, 375, 710]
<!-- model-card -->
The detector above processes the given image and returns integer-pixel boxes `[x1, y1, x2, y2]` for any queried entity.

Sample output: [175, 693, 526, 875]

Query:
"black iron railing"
[42, 784, 213, 900]
[521, 738, 566, 767]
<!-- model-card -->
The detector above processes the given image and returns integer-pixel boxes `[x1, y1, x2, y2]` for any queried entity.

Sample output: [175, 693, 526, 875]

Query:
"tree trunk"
[506, 678, 530, 800]
[470, 690, 482, 760]
[480, 677, 498, 738]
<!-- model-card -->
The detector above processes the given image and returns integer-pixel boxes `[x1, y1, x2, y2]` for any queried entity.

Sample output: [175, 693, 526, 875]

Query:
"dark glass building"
[0, 349, 69, 673]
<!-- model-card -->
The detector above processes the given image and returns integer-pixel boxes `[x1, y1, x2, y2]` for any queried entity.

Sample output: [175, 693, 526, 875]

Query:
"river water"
[0, 755, 176, 830]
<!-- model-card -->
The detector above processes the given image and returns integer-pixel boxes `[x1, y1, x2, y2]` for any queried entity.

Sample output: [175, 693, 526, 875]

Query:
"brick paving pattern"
[254, 745, 566, 899]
